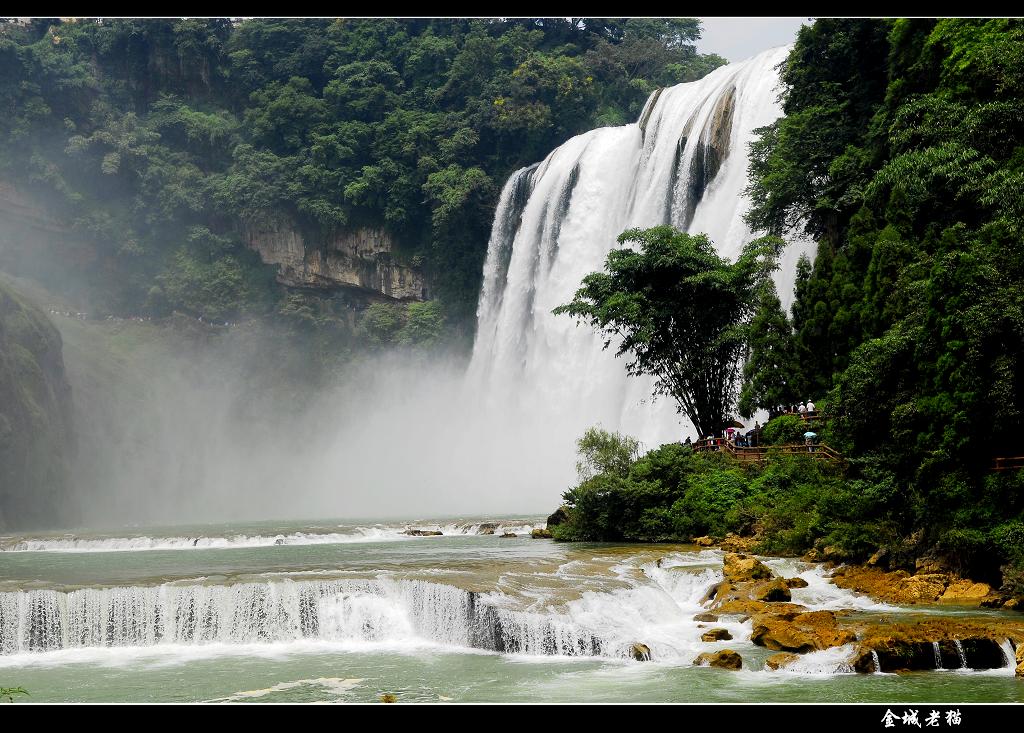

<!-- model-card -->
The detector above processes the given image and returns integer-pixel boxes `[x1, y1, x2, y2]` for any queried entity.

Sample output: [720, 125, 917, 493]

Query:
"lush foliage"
[742, 18, 1024, 588]
[0, 18, 725, 336]
[554, 226, 781, 437]
[737, 281, 801, 418]
[553, 428, 851, 555]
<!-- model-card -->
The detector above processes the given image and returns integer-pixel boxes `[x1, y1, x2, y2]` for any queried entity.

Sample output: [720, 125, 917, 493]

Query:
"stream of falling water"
[466, 45, 813, 448]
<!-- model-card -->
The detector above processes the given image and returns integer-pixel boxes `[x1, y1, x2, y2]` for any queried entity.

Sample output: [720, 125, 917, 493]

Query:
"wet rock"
[802, 549, 822, 562]
[380, 693, 397, 703]
[694, 612, 719, 623]
[499, 532, 517, 538]
[720, 533, 757, 553]
[403, 529, 443, 537]
[750, 610, 857, 654]
[915, 553, 952, 575]
[476, 523, 499, 534]
[784, 577, 809, 589]
[830, 566, 951, 605]
[752, 578, 792, 603]
[692, 535, 716, 547]
[701, 580, 732, 604]
[546, 506, 570, 527]
[851, 647, 877, 674]
[722, 553, 774, 583]
[693, 649, 742, 670]
[631, 643, 652, 661]
[713, 599, 809, 617]
[701, 628, 733, 642]
[479, 528, 495, 535]
[1005, 598, 1021, 610]
[1017, 643, 1024, 678]
[939, 579, 994, 604]
[531, 528, 552, 539]
[866, 548, 889, 568]
[764, 652, 799, 671]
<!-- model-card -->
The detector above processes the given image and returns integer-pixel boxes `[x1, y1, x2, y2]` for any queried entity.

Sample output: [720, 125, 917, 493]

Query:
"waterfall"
[953, 639, 967, 668]
[466, 45, 812, 448]
[932, 640, 943, 669]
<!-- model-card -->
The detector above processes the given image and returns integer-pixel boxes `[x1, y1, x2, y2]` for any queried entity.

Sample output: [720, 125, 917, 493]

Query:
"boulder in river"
[750, 610, 857, 654]
[531, 528, 552, 539]
[764, 652, 799, 670]
[693, 650, 742, 670]
[751, 578, 792, 603]
[499, 532, 517, 538]
[784, 577, 809, 589]
[939, 579, 994, 603]
[692, 535, 716, 547]
[546, 506, 570, 527]
[631, 643, 652, 661]
[694, 612, 719, 622]
[404, 529, 443, 536]
[701, 628, 732, 642]
[722, 553, 774, 583]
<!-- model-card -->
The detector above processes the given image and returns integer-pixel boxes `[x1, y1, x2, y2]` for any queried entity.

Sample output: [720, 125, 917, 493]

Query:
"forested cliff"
[0, 18, 725, 349]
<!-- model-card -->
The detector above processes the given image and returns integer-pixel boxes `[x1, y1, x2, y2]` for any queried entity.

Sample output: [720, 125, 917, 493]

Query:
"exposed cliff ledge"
[0, 278, 75, 530]
[242, 218, 428, 302]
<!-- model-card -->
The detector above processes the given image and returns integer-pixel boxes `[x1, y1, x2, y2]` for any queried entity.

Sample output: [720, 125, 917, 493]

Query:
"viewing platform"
[693, 437, 845, 466]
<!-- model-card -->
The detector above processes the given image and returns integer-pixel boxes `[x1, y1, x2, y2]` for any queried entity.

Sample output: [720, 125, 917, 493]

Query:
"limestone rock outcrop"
[243, 218, 426, 301]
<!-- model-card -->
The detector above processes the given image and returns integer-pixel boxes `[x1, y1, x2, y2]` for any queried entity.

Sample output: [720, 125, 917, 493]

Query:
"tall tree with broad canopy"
[554, 225, 781, 438]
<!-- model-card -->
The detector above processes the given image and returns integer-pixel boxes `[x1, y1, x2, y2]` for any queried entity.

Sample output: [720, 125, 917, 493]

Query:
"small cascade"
[932, 640, 943, 669]
[0, 578, 619, 658]
[953, 639, 967, 668]
[871, 650, 882, 674]
[999, 639, 1016, 670]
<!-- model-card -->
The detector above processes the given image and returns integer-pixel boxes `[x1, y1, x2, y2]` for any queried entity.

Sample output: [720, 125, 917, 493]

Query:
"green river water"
[1, 517, 1021, 703]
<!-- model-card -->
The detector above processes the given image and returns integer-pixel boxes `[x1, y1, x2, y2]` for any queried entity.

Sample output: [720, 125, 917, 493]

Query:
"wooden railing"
[693, 438, 844, 466]
[992, 456, 1024, 472]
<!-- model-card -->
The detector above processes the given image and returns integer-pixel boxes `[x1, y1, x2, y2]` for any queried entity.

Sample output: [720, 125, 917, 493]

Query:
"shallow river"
[1, 517, 1021, 703]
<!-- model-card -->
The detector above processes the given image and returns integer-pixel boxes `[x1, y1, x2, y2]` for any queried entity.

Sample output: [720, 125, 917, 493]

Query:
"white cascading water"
[466, 45, 812, 447]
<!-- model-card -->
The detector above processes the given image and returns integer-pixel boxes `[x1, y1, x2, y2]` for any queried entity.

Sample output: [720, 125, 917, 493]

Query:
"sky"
[698, 17, 812, 62]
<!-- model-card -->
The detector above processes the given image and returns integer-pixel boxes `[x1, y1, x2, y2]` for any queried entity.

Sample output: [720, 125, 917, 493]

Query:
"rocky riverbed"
[677, 542, 1024, 677]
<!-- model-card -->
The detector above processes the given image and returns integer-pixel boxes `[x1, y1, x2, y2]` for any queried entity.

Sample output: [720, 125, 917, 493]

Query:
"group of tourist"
[775, 399, 817, 416]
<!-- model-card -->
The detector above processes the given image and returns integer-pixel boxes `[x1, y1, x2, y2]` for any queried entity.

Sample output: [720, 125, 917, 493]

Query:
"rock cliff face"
[0, 182, 97, 277]
[0, 181, 429, 304]
[243, 218, 428, 301]
[0, 279, 75, 530]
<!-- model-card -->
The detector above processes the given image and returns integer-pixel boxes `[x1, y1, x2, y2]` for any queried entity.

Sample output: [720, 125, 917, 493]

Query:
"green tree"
[573, 426, 640, 482]
[738, 281, 801, 418]
[554, 226, 780, 437]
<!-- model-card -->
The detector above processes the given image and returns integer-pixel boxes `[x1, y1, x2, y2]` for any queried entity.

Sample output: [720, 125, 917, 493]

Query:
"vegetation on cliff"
[556, 19, 1024, 600]
[0, 18, 725, 345]
[0, 277, 74, 529]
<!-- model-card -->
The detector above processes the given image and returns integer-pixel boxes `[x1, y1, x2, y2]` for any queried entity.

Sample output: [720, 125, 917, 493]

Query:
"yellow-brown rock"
[751, 578, 792, 603]
[693, 649, 742, 670]
[764, 652, 799, 670]
[830, 566, 950, 604]
[631, 642, 652, 661]
[750, 610, 857, 653]
[701, 628, 732, 642]
[939, 579, 993, 604]
[692, 535, 716, 547]
[713, 599, 809, 618]
[720, 534, 758, 553]
[722, 553, 774, 583]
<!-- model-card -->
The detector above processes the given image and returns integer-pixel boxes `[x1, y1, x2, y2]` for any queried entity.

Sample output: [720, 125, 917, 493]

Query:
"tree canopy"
[554, 225, 780, 437]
